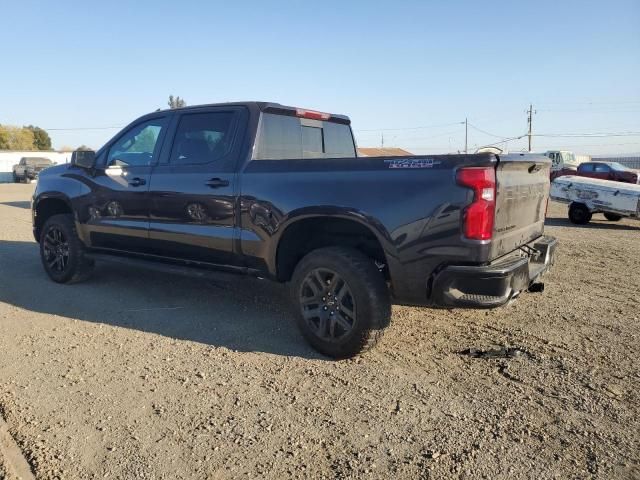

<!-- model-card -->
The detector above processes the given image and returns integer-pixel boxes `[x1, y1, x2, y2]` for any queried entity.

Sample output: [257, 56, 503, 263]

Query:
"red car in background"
[576, 161, 639, 184]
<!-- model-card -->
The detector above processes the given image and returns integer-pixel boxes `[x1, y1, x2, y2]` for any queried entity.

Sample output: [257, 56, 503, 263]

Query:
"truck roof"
[154, 102, 351, 124]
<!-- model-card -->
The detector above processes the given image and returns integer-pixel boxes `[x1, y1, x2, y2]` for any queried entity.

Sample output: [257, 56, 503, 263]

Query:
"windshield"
[608, 162, 633, 171]
[561, 152, 579, 167]
[24, 158, 52, 166]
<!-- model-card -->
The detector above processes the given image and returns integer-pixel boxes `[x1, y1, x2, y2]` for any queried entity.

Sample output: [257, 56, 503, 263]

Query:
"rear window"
[579, 163, 595, 172]
[253, 113, 355, 160]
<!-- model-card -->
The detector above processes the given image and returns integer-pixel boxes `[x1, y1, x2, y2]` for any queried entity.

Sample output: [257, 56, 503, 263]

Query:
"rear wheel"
[569, 203, 592, 225]
[290, 247, 391, 359]
[40, 214, 94, 283]
[604, 212, 622, 221]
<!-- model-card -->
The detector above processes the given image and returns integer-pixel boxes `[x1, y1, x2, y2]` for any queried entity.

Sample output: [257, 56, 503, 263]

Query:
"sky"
[1, 0, 639, 156]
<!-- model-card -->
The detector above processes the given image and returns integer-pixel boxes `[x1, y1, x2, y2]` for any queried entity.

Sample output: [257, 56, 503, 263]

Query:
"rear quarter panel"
[239, 154, 497, 303]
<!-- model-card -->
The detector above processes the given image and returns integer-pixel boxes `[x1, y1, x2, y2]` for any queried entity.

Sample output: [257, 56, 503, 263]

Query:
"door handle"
[206, 178, 230, 188]
[128, 177, 146, 187]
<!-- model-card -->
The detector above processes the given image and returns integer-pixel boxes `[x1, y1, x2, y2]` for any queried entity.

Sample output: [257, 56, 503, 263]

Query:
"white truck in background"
[545, 150, 586, 180]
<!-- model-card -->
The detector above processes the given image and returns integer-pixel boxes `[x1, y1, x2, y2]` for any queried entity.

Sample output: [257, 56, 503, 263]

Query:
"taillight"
[456, 167, 496, 240]
[296, 108, 331, 121]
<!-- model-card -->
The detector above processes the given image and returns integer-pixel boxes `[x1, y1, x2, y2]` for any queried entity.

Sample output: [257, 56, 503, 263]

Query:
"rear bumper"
[430, 235, 557, 308]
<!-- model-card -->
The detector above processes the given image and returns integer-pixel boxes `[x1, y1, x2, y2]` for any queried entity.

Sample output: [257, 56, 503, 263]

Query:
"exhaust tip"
[528, 282, 545, 293]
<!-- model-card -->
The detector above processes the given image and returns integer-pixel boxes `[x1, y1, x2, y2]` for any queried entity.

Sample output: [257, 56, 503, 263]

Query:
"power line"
[44, 125, 124, 131]
[533, 141, 640, 148]
[356, 129, 463, 142]
[353, 121, 464, 132]
[537, 108, 640, 113]
[533, 132, 640, 138]
[467, 123, 516, 139]
[477, 134, 528, 149]
[536, 100, 640, 106]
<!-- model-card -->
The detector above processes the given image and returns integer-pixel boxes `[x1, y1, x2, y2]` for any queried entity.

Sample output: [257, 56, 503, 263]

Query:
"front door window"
[107, 118, 168, 168]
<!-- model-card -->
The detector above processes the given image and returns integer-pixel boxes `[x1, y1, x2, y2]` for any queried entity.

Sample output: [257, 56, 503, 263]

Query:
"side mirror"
[71, 150, 96, 169]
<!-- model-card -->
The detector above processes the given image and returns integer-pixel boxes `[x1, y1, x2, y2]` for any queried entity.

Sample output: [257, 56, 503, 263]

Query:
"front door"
[80, 116, 169, 252]
[593, 163, 612, 180]
[147, 107, 247, 266]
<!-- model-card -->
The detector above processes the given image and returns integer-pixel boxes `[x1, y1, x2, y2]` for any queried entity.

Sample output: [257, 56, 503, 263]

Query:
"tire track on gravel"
[0, 411, 35, 480]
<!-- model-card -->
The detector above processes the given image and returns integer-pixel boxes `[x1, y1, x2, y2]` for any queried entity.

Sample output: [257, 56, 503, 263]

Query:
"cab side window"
[107, 118, 168, 167]
[169, 112, 236, 166]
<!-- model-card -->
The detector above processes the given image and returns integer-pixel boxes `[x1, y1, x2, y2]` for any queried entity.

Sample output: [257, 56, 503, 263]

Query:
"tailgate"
[490, 153, 550, 260]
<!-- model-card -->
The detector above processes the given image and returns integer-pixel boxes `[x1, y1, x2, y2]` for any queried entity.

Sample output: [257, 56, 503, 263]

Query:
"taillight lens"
[456, 167, 496, 240]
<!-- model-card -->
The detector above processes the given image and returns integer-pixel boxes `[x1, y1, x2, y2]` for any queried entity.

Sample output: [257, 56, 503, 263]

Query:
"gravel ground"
[0, 183, 638, 479]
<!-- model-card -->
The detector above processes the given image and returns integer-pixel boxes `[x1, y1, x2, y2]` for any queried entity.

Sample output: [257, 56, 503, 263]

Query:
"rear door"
[80, 115, 170, 252]
[147, 106, 247, 266]
[490, 154, 550, 259]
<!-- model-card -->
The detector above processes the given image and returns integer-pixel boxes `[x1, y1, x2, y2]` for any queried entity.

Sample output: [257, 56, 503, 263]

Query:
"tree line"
[0, 125, 52, 151]
[1, 96, 185, 152]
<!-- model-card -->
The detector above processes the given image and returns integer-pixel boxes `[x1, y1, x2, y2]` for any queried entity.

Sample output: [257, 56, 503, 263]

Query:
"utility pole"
[464, 118, 468, 154]
[527, 103, 535, 152]
[381, 132, 384, 148]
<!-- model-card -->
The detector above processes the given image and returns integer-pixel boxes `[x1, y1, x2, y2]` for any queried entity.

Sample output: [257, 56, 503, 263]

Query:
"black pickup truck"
[13, 157, 54, 183]
[32, 102, 556, 358]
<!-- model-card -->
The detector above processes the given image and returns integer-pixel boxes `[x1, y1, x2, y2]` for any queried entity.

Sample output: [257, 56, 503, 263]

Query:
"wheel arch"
[273, 212, 395, 283]
[33, 194, 74, 241]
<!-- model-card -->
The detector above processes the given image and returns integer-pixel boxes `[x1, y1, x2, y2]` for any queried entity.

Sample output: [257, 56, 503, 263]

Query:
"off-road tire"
[40, 214, 94, 284]
[569, 203, 592, 225]
[290, 246, 391, 359]
[603, 212, 622, 222]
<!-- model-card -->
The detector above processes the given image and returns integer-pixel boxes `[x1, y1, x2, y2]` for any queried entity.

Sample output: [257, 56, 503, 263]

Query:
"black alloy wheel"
[42, 226, 70, 273]
[290, 247, 391, 358]
[299, 268, 357, 342]
[39, 214, 94, 283]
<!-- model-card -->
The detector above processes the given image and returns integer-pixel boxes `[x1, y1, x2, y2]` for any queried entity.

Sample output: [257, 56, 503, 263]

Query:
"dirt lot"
[0, 183, 638, 479]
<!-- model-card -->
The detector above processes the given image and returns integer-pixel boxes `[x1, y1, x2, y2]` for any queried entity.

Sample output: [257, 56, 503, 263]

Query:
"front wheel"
[290, 247, 391, 359]
[40, 214, 94, 283]
[569, 203, 592, 225]
[604, 212, 622, 221]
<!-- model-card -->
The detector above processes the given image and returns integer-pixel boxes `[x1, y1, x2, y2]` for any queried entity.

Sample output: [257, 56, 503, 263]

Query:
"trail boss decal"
[385, 158, 441, 169]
